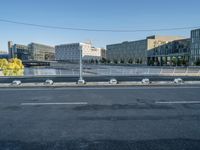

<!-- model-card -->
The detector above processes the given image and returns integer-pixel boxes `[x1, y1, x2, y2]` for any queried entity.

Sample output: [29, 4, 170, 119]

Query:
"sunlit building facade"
[55, 42, 105, 62]
[28, 43, 55, 61]
[106, 36, 184, 64]
[8, 41, 55, 61]
[147, 38, 190, 66]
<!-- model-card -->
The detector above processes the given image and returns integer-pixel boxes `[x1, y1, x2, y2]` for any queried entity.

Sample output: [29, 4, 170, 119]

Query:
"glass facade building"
[106, 36, 184, 64]
[147, 39, 190, 66]
[190, 29, 200, 65]
[28, 43, 55, 61]
[8, 41, 55, 61]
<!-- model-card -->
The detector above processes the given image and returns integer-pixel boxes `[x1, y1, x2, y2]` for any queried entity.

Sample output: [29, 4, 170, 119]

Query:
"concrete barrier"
[0, 75, 200, 84]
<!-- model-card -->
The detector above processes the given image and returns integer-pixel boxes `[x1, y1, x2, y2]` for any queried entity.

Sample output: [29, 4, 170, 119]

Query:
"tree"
[148, 59, 154, 66]
[177, 59, 181, 66]
[171, 57, 177, 66]
[195, 59, 200, 66]
[128, 59, 133, 64]
[100, 58, 106, 64]
[114, 59, 118, 64]
[90, 59, 94, 64]
[106, 59, 111, 64]
[120, 59, 125, 64]
[136, 59, 140, 64]
[182, 59, 187, 66]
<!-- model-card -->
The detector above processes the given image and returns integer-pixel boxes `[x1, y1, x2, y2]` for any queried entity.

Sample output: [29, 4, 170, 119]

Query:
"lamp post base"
[77, 79, 86, 85]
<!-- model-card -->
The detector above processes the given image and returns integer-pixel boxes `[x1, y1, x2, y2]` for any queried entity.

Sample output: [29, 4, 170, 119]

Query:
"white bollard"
[44, 80, 54, 85]
[12, 80, 22, 86]
[174, 78, 183, 84]
[141, 78, 150, 84]
[77, 79, 86, 85]
[109, 78, 118, 85]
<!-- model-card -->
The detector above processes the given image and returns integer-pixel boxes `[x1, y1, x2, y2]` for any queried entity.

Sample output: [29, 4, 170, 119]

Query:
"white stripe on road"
[21, 102, 88, 106]
[155, 101, 200, 104]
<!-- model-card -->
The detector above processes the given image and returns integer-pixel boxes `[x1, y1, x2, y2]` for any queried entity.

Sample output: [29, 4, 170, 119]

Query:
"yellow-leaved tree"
[0, 58, 24, 76]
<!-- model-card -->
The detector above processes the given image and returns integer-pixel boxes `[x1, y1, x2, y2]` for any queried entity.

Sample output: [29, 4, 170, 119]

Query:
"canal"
[24, 67, 79, 76]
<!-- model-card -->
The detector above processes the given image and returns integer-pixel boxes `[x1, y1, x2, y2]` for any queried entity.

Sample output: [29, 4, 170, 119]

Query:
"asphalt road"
[0, 86, 200, 150]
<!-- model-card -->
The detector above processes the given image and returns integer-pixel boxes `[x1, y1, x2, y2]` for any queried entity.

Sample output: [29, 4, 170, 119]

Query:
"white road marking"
[21, 102, 88, 106]
[155, 101, 200, 104]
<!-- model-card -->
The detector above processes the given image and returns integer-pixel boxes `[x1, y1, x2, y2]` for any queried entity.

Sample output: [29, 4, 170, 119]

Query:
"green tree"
[90, 59, 94, 64]
[100, 58, 106, 64]
[106, 59, 111, 64]
[171, 57, 177, 66]
[128, 59, 133, 64]
[182, 59, 187, 66]
[177, 59, 181, 66]
[149, 59, 154, 66]
[120, 59, 125, 64]
[195, 59, 200, 66]
[114, 59, 118, 64]
[136, 59, 140, 64]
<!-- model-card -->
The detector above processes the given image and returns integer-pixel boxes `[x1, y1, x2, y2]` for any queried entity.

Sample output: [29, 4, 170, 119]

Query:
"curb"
[1, 81, 200, 88]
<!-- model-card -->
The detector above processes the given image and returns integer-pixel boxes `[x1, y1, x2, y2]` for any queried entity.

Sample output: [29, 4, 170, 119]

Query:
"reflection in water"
[3, 69, 24, 76]
[25, 68, 57, 76]
[24, 67, 78, 76]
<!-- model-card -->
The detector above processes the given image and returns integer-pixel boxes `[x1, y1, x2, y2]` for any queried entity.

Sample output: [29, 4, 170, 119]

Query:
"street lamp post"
[78, 45, 85, 84]
[79, 45, 83, 80]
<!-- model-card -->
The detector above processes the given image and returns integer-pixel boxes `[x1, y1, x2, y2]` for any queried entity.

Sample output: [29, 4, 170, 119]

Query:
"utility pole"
[79, 45, 83, 80]
[78, 44, 85, 84]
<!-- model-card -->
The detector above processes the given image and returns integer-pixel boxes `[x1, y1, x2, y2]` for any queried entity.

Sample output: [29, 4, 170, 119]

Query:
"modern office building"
[28, 43, 55, 61]
[8, 41, 55, 61]
[106, 39, 147, 64]
[147, 38, 190, 66]
[146, 35, 185, 50]
[0, 51, 9, 59]
[8, 41, 15, 58]
[84, 47, 106, 61]
[106, 36, 184, 64]
[55, 42, 106, 62]
[147, 29, 200, 66]
[190, 29, 200, 65]
[8, 42, 30, 60]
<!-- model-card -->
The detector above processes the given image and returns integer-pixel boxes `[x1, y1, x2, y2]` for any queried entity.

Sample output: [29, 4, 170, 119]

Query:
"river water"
[24, 67, 79, 76]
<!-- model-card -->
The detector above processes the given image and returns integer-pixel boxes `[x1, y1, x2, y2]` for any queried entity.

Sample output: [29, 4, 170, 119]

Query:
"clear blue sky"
[0, 0, 200, 51]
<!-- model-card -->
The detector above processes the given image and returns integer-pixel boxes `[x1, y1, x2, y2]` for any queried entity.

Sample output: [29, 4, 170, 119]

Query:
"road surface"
[0, 86, 200, 149]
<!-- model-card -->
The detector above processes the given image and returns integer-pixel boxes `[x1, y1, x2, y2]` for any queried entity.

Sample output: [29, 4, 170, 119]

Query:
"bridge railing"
[1, 67, 200, 77]
[82, 67, 200, 76]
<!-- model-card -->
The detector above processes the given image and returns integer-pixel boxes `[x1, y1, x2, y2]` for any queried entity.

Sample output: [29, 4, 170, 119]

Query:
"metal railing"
[1, 67, 200, 77]
[83, 67, 200, 76]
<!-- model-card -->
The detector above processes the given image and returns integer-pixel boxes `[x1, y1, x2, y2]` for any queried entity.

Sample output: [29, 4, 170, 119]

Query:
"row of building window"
[192, 30, 200, 38]
[191, 49, 200, 55]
